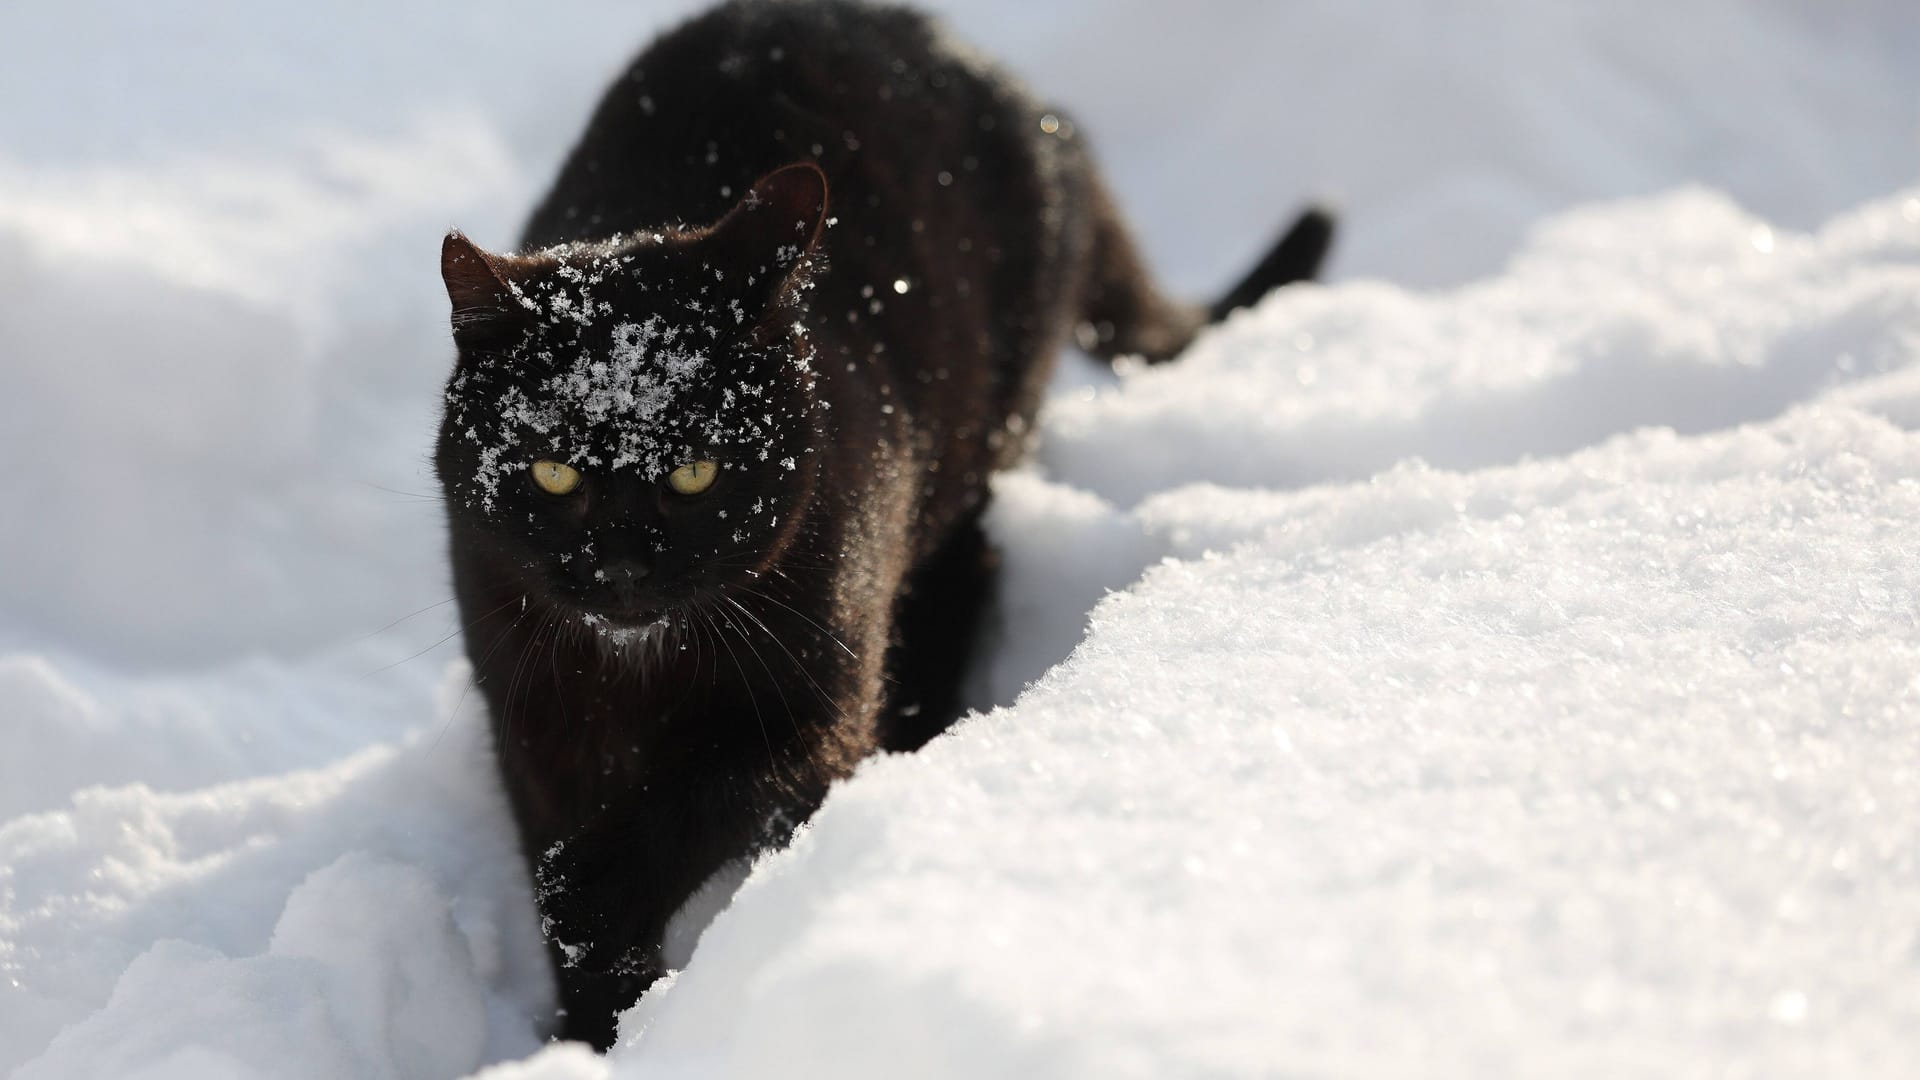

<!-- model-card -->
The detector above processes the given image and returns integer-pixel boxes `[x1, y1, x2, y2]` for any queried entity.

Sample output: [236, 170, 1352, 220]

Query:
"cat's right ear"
[441, 232, 524, 347]
[700, 163, 830, 309]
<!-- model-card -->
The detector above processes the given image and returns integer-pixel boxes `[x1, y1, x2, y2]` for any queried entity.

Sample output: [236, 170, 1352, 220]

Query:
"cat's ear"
[701, 163, 829, 307]
[441, 231, 526, 346]
[740, 162, 829, 254]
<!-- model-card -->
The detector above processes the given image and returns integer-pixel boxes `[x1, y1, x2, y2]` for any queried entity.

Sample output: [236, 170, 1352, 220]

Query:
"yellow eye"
[666, 460, 719, 495]
[530, 460, 582, 495]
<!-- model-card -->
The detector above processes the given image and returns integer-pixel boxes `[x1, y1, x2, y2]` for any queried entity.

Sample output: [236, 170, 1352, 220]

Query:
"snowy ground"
[5, 2, 1920, 1077]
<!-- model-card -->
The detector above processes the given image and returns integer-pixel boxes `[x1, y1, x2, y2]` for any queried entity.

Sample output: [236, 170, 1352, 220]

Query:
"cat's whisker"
[689, 609, 710, 686]
[370, 591, 521, 678]
[719, 594, 844, 785]
[431, 593, 540, 753]
[701, 605, 783, 784]
[722, 593, 848, 725]
[355, 595, 458, 644]
[447, 594, 538, 745]
[356, 480, 448, 503]
[690, 610, 719, 701]
[505, 608, 559, 743]
[501, 625, 532, 739]
[734, 584, 859, 662]
[547, 613, 572, 733]
[717, 598, 809, 734]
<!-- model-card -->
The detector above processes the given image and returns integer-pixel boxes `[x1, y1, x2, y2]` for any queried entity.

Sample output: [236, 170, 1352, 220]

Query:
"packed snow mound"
[982, 187, 1920, 700]
[613, 406, 1920, 1079]
[21, 857, 488, 1080]
[0, 673, 552, 1079]
[1042, 188, 1920, 504]
[0, 646, 451, 821]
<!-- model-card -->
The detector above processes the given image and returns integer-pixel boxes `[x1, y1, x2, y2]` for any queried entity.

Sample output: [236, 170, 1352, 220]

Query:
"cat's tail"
[1206, 206, 1335, 324]
[1075, 182, 1335, 364]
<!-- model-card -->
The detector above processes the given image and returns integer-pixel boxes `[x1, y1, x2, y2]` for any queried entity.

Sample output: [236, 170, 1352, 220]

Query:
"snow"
[5, 670, 552, 1078]
[609, 191, 1920, 1078]
[4, 2, 1920, 1078]
[693, 405, 1920, 1079]
[1041, 189, 1920, 504]
[23, 856, 492, 1080]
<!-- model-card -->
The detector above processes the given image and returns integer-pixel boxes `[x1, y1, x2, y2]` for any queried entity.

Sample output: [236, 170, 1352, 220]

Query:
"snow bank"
[5, 2, 1920, 1078]
[982, 187, 1920, 700]
[583, 187, 1920, 1078]
[1044, 189, 1920, 504]
[1, 673, 551, 1078]
[631, 414, 1920, 1075]
[22, 857, 488, 1080]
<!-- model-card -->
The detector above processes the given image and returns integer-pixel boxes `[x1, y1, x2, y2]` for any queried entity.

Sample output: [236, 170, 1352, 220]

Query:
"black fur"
[434, 0, 1331, 1049]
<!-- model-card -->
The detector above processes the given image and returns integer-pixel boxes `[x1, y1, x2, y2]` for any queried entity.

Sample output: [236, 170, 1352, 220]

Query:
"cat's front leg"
[531, 776, 787, 1050]
[533, 822, 679, 1050]
[550, 954, 658, 1051]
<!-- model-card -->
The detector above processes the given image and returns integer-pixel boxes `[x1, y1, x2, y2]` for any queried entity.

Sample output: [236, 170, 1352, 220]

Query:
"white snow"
[4, 2, 1920, 1078]
[595, 185, 1920, 1079]
[5, 670, 552, 1078]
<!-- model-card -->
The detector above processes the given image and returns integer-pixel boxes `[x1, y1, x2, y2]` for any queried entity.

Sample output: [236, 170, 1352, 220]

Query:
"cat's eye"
[530, 460, 582, 495]
[666, 460, 720, 495]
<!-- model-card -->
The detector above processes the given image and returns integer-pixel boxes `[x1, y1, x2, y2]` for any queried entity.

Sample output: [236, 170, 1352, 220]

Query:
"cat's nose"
[601, 559, 651, 605]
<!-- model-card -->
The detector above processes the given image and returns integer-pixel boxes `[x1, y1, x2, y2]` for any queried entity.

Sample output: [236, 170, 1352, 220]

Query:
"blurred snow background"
[3, 1, 1919, 1077]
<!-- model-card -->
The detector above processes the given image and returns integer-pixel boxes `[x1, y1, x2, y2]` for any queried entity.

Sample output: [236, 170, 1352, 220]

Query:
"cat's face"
[435, 165, 828, 635]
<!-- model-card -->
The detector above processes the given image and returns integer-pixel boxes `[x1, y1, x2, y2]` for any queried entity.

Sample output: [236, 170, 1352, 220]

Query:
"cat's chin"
[577, 608, 672, 637]
[575, 608, 679, 666]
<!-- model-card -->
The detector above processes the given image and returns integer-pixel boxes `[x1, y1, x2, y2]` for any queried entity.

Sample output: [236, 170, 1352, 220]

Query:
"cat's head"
[434, 164, 829, 637]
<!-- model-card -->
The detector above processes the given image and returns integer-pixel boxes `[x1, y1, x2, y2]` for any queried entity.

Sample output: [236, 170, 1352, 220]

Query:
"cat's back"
[522, 0, 1046, 251]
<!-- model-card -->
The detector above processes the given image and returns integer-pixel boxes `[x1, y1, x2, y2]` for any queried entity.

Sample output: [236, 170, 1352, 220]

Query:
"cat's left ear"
[441, 231, 527, 347]
[702, 163, 829, 305]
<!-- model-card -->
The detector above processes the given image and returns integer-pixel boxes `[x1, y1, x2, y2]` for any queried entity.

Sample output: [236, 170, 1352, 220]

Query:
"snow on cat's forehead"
[550, 316, 708, 430]
[505, 238, 752, 335]
[443, 236, 817, 515]
[503, 244, 631, 328]
[490, 312, 717, 463]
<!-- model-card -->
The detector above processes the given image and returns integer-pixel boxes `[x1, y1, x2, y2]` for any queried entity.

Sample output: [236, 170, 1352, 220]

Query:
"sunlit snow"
[3, 2, 1919, 1078]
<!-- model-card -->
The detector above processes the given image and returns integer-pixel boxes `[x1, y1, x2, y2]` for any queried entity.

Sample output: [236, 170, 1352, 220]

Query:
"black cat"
[435, 0, 1331, 1049]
